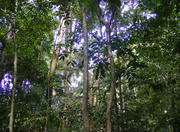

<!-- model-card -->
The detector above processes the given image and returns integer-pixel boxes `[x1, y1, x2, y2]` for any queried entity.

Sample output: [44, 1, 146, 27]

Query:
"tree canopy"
[0, 0, 179, 132]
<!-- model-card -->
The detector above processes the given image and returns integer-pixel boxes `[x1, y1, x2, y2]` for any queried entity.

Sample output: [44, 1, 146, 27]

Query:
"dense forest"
[0, 0, 179, 132]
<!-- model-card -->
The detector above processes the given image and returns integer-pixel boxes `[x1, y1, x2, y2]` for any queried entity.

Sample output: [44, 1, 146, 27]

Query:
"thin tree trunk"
[89, 73, 94, 105]
[106, 23, 116, 132]
[9, 1, 18, 131]
[114, 88, 120, 131]
[0, 47, 6, 66]
[95, 78, 100, 106]
[117, 56, 124, 132]
[81, 3, 90, 132]
[61, 23, 72, 131]
[0, 45, 6, 80]
[45, 10, 67, 132]
[91, 89, 95, 106]
[62, 68, 69, 131]
[44, 47, 60, 132]
[171, 80, 177, 132]
[48, 47, 60, 105]
[46, 4, 71, 131]
[118, 76, 124, 132]
[96, 2, 116, 131]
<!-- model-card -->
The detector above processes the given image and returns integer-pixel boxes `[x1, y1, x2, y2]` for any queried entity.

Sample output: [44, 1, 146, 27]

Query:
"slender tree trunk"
[106, 23, 116, 132]
[45, 11, 67, 132]
[62, 68, 69, 131]
[81, 3, 90, 132]
[117, 56, 124, 132]
[9, 25, 17, 132]
[9, 1, 18, 131]
[171, 81, 177, 132]
[61, 24, 72, 131]
[95, 78, 100, 106]
[44, 47, 60, 132]
[0, 45, 6, 80]
[0, 47, 5, 66]
[114, 88, 120, 131]
[119, 77, 123, 111]
[45, 4, 71, 131]
[89, 73, 94, 105]
[118, 76, 124, 132]
[96, 3, 116, 131]
[91, 90, 95, 106]
[48, 47, 60, 105]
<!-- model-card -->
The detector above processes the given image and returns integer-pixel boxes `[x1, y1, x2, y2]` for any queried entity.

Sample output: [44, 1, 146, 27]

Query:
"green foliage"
[0, 0, 179, 131]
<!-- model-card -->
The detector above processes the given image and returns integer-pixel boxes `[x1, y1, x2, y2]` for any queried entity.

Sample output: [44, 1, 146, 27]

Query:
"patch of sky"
[0, 73, 13, 95]
[70, 72, 83, 89]
[21, 80, 32, 94]
[0, 73, 32, 95]
[121, 0, 156, 19]
[0, 42, 2, 47]
[142, 12, 156, 19]
[122, 1, 139, 14]
[27, 0, 37, 7]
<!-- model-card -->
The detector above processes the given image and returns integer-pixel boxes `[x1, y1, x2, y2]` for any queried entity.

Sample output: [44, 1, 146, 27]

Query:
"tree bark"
[48, 47, 61, 104]
[170, 77, 177, 132]
[45, 9, 68, 132]
[96, 2, 116, 131]
[0, 44, 6, 80]
[45, 4, 71, 131]
[81, 3, 90, 132]
[61, 22, 72, 131]
[9, 1, 18, 131]
[106, 23, 116, 132]
[44, 47, 60, 132]
[117, 56, 124, 132]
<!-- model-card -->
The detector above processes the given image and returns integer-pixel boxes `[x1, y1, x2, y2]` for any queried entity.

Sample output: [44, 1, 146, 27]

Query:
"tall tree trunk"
[81, 3, 90, 132]
[45, 47, 60, 132]
[117, 57, 124, 132]
[170, 79, 177, 132]
[9, 1, 18, 131]
[62, 23, 72, 131]
[45, 4, 71, 131]
[48, 47, 60, 105]
[62, 68, 69, 131]
[45, 10, 68, 132]
[118, 76, 124, 132]
[96, 2, 116, 131]
[114, 88, 120, 131]
[106, 23, 116, 132]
